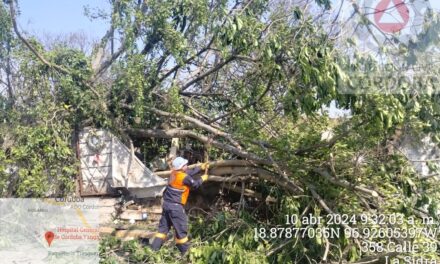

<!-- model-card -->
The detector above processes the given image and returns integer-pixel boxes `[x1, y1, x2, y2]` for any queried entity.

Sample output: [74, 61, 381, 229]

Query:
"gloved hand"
[200, 162, 210, 170]
[201, 174, 209, 182]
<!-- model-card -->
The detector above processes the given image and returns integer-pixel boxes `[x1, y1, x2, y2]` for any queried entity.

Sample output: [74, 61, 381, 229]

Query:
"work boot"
[176, 242, 190, 255]
[150, 237, 164, 251]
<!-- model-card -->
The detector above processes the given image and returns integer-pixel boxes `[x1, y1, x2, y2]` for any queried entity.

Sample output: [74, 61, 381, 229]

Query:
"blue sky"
[17, 0, 110, 40]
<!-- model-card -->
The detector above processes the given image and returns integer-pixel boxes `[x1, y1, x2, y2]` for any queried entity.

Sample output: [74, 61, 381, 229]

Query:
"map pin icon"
[45, 231, 55, 247]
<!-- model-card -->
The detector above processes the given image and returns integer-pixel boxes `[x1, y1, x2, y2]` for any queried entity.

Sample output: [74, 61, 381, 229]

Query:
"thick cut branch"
[154, 160, 256, 177]
[127, 123, 303, 194]
[207, 175, 256, 183]
[154, 161, 302, 194]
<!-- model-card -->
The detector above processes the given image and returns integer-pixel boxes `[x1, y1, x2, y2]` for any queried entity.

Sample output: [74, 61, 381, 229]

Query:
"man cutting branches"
[150, 157, 210, 254]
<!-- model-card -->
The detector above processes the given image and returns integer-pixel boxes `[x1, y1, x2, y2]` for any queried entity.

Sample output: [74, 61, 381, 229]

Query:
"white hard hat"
[172, 157, 188, 170]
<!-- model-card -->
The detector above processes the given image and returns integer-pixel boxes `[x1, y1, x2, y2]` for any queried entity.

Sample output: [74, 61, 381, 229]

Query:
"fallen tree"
[3, 0, 440, 263]
[153, 159, 303, 194]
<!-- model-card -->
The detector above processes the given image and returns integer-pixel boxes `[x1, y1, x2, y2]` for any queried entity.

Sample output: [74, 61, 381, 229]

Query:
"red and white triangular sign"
[374, 0, 410, 33]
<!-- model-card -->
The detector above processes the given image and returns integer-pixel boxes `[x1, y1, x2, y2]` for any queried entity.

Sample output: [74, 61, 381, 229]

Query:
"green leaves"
[189, 212, 267, 264]
[372, 95, 406, 130]
[0, 104, 76, 197]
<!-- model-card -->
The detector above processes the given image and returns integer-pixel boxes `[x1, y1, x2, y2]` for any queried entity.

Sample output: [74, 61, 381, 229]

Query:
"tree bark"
[153, 160, 302, 194]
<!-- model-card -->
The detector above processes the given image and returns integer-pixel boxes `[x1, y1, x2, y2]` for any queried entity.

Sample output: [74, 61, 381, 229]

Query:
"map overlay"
[0, 198, 100, 264]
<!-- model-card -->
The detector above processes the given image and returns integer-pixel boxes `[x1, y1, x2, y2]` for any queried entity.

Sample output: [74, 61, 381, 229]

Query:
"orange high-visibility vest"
[169, 170, 190, 205]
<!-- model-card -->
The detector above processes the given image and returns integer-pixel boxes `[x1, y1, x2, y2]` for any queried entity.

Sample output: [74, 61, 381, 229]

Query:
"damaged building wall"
[78, 128, 166, 198]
